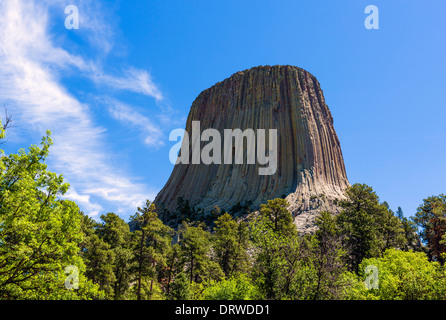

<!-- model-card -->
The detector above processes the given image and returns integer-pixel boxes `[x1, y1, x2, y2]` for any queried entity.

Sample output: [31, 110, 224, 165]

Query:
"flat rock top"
[155, 65, 349, 232]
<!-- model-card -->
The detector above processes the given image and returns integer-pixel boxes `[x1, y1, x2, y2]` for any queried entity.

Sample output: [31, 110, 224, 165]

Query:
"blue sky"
[0, 0, 445, 220]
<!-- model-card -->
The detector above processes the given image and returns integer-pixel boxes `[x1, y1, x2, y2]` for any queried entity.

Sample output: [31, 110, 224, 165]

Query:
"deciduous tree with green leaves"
[350, 248, 446, 300]
[0, 128, 102, 299]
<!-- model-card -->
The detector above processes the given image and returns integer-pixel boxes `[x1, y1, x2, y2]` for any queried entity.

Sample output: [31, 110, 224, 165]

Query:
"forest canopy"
[1, 128, 446, 300]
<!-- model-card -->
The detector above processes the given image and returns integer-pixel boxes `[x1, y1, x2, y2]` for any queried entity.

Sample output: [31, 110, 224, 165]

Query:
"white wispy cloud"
[0, 0, 166, 218]
[64, 188, 103, 217]
[91, 68, 164, 101]
[107, 99, 165, 147]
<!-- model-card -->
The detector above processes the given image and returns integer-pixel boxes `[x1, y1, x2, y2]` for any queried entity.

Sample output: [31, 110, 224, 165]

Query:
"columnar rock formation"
[155, 65, 350, 233]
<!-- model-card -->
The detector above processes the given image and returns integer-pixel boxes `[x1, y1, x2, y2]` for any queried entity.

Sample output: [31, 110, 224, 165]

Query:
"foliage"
[257, 198, 297, 237]
[250, 198, 302, 299]
[168, 272, 192, 300]
[81, 231, 116, 298]
[348, 249, 446, 300]
[81, 212, 134, 299]
[213, 213, 251, 278]
[413, 195, 446, 263]
[250, 210, 349, 300]
[202, 275, 258, 300]
[178, 221, 224, 284]
[396, 207, 421, 252]
[0, 129, 102, 299]
[2, 123, 445, 301]
[130, 200, 173, 300]
[336, 184, 407, 272]
[304, 211, 348, 300]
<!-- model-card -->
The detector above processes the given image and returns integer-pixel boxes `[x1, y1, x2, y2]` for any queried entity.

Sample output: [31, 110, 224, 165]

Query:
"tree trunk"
[137, 231, 146, 300]
[190, 249, 194, 284]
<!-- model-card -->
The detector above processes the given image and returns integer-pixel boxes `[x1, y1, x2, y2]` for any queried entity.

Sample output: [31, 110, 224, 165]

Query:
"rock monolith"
[155, 65, 350, 233]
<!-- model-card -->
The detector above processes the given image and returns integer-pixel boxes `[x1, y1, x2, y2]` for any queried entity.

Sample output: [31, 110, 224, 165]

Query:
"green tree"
[258, 198, 296, 237]
[251, 198, 301, 299]
[306, 211, 347, 300]
[164, 243, 181, 295]
[130, 200, 173, 300]
[96, 213, 134, 299]
[81, 232, 116, 298]
[0, 129, 102, 299]
[336, 184, 406, 273]
[202, 275, 258, 300]
[395, 207, 421, 251]
[378, 202, 407, 252]
[351, 248, 446, 300]
[413, 195, 446, 263]
[168, 272, 192, 300]
[178, 221, 221, 284]
[213, 213, 251, 278]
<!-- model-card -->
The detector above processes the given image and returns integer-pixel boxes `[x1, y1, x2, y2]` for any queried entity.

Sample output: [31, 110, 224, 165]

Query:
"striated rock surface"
[155, 65, 350, 233]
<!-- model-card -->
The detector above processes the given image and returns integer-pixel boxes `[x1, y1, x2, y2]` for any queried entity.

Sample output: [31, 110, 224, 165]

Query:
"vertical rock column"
[154, 65, 350, 232]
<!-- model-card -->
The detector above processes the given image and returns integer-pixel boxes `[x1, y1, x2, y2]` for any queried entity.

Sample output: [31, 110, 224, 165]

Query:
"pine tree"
[413, 195, 446, 263]
[251, 198, 301, 299]
[213, 213, 251, 278]
[308, 211, 346, 299]
[395, 207, 421, 251]
[258, 198, 296, 237]
[130, 200, 173, 300]
[165, 243, 181, 295]
[168, 272, 191, 300]
[82, 232, 116, 298]
[96, 213, 134, 299]
[178, 221, 218, 284]
[336, 184, 406, 273]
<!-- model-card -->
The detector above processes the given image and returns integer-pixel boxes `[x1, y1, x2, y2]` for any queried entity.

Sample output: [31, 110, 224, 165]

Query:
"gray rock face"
[155, 65, 350, 233]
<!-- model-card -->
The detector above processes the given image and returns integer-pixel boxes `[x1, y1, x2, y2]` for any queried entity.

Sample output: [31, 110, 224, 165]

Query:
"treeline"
[2, 130, 446, 300]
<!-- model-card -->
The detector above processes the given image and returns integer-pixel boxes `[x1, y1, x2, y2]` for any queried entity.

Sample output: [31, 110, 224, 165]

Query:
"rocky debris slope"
[155, 65, 350, 233]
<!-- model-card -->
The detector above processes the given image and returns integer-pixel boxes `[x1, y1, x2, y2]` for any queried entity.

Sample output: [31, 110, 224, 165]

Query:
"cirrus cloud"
[0, 0, 168, 219]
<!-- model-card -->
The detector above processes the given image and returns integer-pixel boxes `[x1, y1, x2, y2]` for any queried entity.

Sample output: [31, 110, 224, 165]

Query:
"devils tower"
[155, 65, 350, 233]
